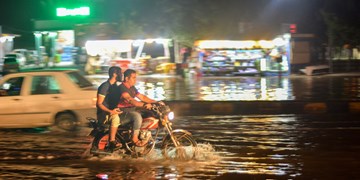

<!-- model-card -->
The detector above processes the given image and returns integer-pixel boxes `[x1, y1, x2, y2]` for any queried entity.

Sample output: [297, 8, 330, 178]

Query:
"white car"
[4, 53, 26, 67]
[0, 70, 97, 131]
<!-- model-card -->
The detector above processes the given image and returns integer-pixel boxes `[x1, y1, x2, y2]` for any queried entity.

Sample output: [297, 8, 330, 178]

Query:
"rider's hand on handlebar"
[143, 103, 153, 110]
[157, 101, 165, 106]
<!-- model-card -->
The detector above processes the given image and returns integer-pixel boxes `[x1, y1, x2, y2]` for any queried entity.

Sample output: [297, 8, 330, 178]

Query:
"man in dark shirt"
[117, 69, 163, 147]
[97, 66, 123, 151]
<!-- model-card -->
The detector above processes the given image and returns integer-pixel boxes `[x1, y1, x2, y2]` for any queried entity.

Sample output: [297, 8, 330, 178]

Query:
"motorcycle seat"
[117, 124, 132, 131]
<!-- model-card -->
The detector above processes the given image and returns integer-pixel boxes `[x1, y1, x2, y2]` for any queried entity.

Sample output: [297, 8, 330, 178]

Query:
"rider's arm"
[136, 93, 157, 104]
[97, 94, 111, 113]
[122, 92, 147, 107]
[137, 93, 163, 109]
[97, 94, 120, 115]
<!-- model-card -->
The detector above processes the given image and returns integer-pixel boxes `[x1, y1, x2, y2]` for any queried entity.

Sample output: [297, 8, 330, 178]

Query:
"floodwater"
[1, 114, 359, 179]
[89, 73, 360, 101]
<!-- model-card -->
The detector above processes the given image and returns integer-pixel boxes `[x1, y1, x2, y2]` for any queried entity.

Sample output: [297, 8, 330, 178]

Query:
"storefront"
[84, 39, 174, 74]
[33, 30, 77, 66]
[261, 34, 291, 76]
[0, 34, 19, 60]
[194, 34, 291, 76]
[32, 5, 118, 68]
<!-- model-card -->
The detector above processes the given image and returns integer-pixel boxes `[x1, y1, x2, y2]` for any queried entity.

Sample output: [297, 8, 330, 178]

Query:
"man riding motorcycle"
[116, 69, 164, 147]
[96, 66, 123, 152]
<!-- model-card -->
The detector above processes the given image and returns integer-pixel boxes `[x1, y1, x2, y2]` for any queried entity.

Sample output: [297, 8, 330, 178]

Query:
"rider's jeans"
[120, 110, 142, 130]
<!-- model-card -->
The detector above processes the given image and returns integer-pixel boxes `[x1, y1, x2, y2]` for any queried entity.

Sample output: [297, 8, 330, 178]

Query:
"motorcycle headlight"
[168, 111, 174, 120]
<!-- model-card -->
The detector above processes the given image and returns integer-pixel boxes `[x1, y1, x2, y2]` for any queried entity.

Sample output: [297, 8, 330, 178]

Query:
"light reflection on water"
[89, 74, 360, 101]
[1, 114, 359, 178]
[0, 115, 304, 179]
[141, 76, 295, 101]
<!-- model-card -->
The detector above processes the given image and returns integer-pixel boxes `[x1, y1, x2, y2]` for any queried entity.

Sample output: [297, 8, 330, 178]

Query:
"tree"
[113, 0, 227, 45]
[321, 0, 360, 47]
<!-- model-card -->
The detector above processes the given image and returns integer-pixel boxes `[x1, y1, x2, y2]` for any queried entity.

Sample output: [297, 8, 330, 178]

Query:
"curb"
[164, 100, 360, 116]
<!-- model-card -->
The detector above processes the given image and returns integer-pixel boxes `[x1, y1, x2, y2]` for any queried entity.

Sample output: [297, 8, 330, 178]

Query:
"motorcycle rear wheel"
[162, 133, 197, 160]
[91, 131, 115, 155]
[91, 131, 155, 157]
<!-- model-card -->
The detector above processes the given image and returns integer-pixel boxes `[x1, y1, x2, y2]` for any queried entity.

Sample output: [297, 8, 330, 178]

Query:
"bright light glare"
[168, 112, 174, 120]
[273, 37, 286, 46]
[56, 7, 90, 17]
[198, 40, 257, 49]
[85, 40, 133, 56]
[258, 40, 274, 49]
[0, 36, 15, 43]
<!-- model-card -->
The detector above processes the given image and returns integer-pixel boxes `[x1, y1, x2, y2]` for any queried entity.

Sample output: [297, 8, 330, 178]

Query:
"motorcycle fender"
[171, 129, 192, 135]
[161, 129, 192, 146]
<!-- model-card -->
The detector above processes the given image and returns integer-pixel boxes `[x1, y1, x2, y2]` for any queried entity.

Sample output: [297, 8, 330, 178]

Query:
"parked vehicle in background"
[12, 49, 39, 65]
[4, 53, 26, 66]
[27, 50, 40, 64]
[0, 69, 97, 131]
[1, 54, 21, 75]
[12, 49, 28, 57]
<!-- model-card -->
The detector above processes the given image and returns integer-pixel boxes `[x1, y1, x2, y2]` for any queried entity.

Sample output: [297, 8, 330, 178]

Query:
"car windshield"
[66, 71, 93, 88]
[4, 58, 17, 63]
[5, 54, 16, 58]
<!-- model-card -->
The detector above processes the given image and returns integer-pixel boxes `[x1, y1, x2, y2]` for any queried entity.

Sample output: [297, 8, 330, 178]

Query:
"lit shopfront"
[194, 34, 291, 76]
[84, 39, 174, 74]
[33, 30, 76, 66]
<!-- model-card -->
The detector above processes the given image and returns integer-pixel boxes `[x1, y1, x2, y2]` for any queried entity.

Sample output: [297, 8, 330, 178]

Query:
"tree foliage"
[321, 0, 360, 47]
[113, 0, 244, 45]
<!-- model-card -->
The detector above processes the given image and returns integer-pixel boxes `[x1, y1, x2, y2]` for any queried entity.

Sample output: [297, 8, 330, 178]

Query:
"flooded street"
[89, 73, 360, 101]
[1, 114, 359, 179]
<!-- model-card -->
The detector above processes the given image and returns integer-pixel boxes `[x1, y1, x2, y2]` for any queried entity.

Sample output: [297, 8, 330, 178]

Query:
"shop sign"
[56, 7, 90, 17]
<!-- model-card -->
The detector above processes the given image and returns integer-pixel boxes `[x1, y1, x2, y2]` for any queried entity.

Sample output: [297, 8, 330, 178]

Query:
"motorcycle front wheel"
[162, 132, 197, 160]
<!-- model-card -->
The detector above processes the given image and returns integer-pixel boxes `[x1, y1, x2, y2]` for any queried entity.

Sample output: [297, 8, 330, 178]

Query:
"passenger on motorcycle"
[117, 69, 164, 147]
[96, 66, 123, 151]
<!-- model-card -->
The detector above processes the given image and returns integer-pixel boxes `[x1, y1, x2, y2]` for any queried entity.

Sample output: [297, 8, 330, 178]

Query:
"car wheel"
[55, 113, 77, 131]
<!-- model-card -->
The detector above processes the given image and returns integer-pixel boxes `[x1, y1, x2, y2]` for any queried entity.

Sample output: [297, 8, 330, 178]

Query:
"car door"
[0, 76, 30, 128]
[23, 74, 64, 126]
[0, 74, 64, 128]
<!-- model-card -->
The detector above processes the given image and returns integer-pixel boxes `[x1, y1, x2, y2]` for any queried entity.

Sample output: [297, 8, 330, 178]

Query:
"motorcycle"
[87, 103, 197, 160]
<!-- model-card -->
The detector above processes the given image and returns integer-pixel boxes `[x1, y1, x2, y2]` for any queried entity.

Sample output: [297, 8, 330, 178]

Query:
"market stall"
[194, 35, 291, 76]
[84, 39, 173, 74]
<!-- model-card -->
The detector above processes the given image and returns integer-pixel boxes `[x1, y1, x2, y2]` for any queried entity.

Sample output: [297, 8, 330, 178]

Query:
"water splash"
[85, 143, 221, 163]
[194, 143, 221, 161]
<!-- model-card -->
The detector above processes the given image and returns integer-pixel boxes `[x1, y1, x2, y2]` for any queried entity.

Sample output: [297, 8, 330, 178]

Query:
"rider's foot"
[133, 140, 147, 147]
[132, 130, 147, 147]
[107, 141, 121, 152]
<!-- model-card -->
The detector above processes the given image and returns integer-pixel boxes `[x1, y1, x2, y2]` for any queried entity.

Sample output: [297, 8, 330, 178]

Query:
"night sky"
[0, 0, 358, 49]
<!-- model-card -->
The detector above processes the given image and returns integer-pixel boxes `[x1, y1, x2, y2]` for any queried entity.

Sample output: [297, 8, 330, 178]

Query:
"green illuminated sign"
[56, 7, 90, 17]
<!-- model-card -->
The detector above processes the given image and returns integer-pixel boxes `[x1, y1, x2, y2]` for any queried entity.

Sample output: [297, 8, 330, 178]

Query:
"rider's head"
[123, 69, 137, 85]
[108, 66, 122, 82]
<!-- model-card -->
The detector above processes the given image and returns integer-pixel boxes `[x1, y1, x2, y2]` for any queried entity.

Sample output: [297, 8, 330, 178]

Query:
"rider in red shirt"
[117, 69, 163, 146]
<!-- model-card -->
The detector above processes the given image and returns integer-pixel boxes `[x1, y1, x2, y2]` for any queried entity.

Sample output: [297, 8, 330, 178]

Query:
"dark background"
[0, 0, 359, 49]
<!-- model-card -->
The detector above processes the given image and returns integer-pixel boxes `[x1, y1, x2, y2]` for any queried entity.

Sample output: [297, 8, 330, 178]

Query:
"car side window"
[67, 71, 93, 88]
[31, 75, 61, 95]
[0, 77, 24, 96]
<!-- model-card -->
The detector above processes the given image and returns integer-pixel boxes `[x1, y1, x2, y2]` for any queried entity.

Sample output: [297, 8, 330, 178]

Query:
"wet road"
[1, 114, 359, 179]
[89, 73, 360, 101]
